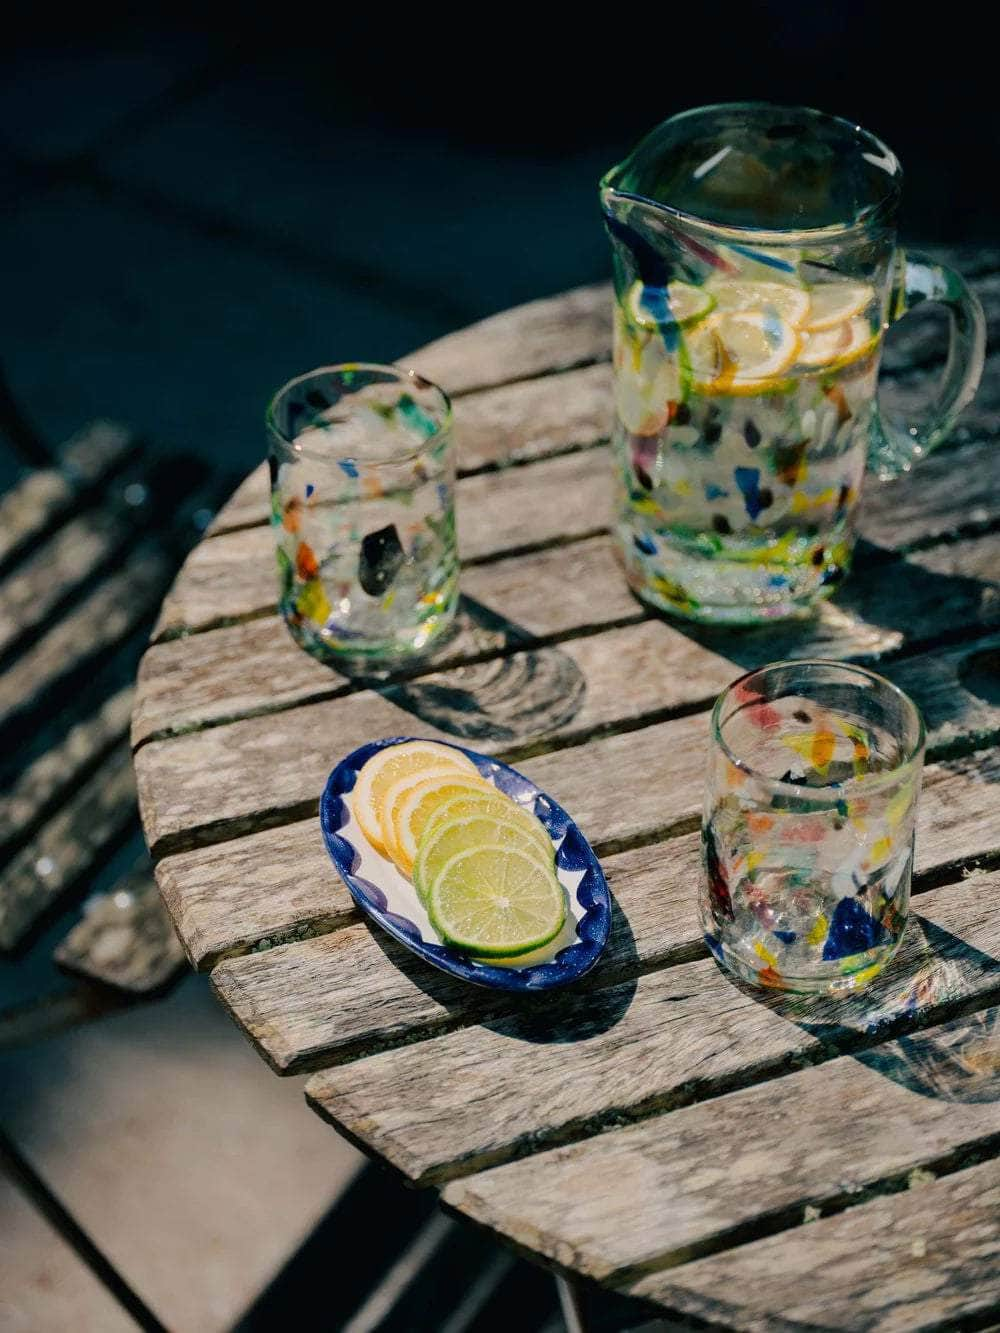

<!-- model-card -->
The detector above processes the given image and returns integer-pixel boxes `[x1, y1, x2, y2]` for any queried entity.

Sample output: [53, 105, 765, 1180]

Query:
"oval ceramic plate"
[320, 737, 611, 990]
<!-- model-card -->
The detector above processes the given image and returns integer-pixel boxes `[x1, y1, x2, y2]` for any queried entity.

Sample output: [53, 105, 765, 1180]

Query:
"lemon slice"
[414, 813, 554, 905]
[352, 741, 478, 855]
[380, 766, 482, 866]
[805, 281, 875, 331]
[428, 845, 566, 957]
[423, 791, 553, 860]
[389, 773, 493, 876]
[688, 311, 800, 393]
[627, 280, 714, 331]
[705, 278, 811, 329]
[798, 316, 877, 369]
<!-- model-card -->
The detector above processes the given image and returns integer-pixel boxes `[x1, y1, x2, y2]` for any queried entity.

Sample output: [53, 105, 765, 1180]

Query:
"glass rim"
[600, 101, 903, 244]
[266, 362, 453, 467]
[710, 658, 926, 795]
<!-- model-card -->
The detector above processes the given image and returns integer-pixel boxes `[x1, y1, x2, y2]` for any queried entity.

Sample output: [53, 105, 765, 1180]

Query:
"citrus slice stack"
[351, 741, 479, 856]
[352, 742, 566, 959]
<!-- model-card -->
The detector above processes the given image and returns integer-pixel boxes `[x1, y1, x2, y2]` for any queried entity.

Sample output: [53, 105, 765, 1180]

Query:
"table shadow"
[719, 912, 1000, 1104]
[361, 885, 639, 1043]
[376, 595, 588, 744]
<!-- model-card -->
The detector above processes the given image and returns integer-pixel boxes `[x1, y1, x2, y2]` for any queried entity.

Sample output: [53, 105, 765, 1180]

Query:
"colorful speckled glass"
[702, 661, 925, 995]
[601, 104, 985, 623]
[267, 365, 458, 673]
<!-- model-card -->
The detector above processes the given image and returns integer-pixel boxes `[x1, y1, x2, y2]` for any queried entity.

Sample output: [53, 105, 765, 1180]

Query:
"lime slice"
[627, 280, 715, 331]
[805, 281, 875, 331]
[688, 311, 800, 393]
[423, 791, 552, 860]
[414, 814, 554, 905]
[705, 278, 810, 329]
[798, 316, 877, 369]
[428, 845, 566, 957]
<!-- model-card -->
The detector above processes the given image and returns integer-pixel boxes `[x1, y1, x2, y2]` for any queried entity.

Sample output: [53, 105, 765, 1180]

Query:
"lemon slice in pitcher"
[428, 845, 566, 957]
[689, 311, 800, 393]
[627, 280, 714, 330]
[705, 277, 811, 329]
[798, 316, 877, 369]
[805, 280, 875, 331]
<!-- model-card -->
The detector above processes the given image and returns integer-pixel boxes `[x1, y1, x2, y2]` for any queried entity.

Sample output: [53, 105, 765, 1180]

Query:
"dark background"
[2, 5, 997, 492]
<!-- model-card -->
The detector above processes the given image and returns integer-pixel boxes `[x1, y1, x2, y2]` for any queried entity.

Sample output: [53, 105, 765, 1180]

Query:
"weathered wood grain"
[630, 1157, 1000, 1332]
[859, 432, 1000, 550]
[303, 869, 1000, 1182]
[133, 536, 646, 745]
[443, 1004, 1000, 1285]
[0, 686, 133, 859]
[156, 817, 359, 968]
[406, 283, 612, 397]
[0, 421, 135, 572]
[157, 740, 1000, 975]
[199, 747, 1000, 1079]
[0, 547, 172, 738]
[134, 625, 1000, 860]
[209, 363, 615, 536]
[53, 870, 185, 994]
[0, 744, 137, 951]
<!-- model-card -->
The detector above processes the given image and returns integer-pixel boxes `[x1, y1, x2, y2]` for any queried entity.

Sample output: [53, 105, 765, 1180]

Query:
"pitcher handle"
[869, 250, 986, 479]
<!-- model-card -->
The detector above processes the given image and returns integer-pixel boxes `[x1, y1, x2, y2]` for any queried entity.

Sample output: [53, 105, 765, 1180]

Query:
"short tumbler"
[701, 660, 925, 995]
[267, 364, 458, 672]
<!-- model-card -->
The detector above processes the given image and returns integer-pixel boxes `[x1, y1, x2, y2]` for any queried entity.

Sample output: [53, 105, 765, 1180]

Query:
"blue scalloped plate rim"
[319, 737, 611, 991]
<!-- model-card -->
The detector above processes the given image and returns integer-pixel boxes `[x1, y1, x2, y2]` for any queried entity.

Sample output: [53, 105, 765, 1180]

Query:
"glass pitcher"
[600, 103, 985, 624]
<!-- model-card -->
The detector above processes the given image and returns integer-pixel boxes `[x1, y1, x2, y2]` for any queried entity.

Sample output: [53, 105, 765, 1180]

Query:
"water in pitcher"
[614, 255, 884, 622]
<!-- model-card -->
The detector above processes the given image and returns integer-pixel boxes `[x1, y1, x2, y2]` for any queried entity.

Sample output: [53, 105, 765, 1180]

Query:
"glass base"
[707, 932, 903, 996]
[621, 536, 848, 625]
[281, 604, 457, 679]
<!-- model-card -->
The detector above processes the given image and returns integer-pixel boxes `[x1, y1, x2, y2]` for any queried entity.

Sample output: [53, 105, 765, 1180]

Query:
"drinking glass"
[601, 103, 985, 622]
[267, 364, 458, 672]
[702, 660, 925, 995]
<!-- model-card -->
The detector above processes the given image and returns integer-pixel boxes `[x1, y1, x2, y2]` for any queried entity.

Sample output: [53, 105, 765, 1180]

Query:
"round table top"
[135, 262, 1000, 1331]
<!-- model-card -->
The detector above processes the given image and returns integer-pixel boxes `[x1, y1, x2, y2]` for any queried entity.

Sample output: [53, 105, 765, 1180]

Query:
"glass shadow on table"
[727, 911, 1000, 1105]
[349, 594, 588, 747]
[362, 885, 639, 1043]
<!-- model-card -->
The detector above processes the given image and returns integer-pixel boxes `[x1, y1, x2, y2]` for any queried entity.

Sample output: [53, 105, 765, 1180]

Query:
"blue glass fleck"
[822, 897, 889, 961]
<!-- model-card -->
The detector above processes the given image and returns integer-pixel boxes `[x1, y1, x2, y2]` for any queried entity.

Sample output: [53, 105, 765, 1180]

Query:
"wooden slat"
[406, 283, 611, 397]
[629, 1158, 1000, 1332]
[0, 744, 136, 951]
[157, 739, 1000, 974]
[202, 742, 1000, 1074]
[134, 524, 1000, 747]
[0, 546, 172, 739]
[53, 870, 185, 995]
[0, 421, 135, 571]
[134, 616, 1000, 860]
[134, 535, 645, 745]
[443, 1004, 1000, 1285]
[0, 686, 133, 860]
[208, 362, 614, 536]
[302, 869, 1000, 1182]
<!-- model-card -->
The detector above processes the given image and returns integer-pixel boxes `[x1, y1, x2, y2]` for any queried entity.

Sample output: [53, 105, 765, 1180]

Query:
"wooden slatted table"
[135, 258, 1000, 1332]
